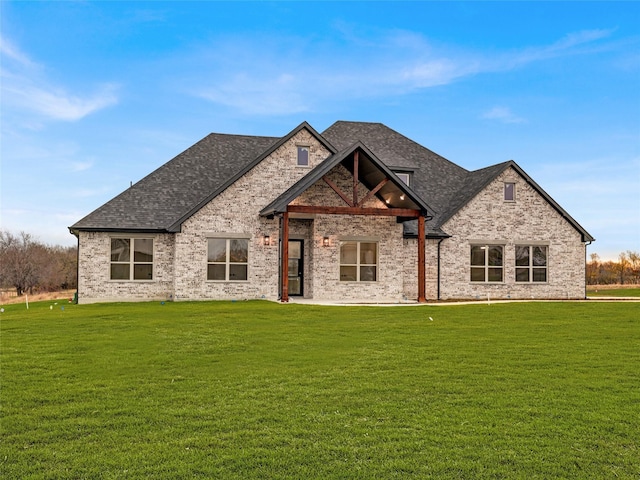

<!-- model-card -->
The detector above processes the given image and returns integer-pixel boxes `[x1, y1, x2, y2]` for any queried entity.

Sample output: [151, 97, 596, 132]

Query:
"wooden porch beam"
[356, 178, 388, 207]
[418, 215, 426, 303]
[287, 204, 421, 218]
[281, 212, 289, 303]
[353, 150, 359, 207]
[323, 176, 354, 207]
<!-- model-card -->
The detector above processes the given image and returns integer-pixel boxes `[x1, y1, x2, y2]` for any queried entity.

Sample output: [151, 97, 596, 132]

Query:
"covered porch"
[261, 143, 433, 303]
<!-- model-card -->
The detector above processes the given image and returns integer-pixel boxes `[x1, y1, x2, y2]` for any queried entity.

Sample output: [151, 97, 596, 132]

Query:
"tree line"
[0, 230, 77, 296]
[587, 251, 640, 285]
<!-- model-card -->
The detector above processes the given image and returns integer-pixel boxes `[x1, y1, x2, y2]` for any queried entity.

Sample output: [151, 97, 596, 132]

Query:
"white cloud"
[0, 34, 119, 122]
[482, 106, 526, 124]
[3, 82, 118, 121]
[198, 72, 310, 115]
[69, 161, 94, 172]
[549, 29, 614, 51]
[0, 35, 37, 68]
[181, 28, 615, 116]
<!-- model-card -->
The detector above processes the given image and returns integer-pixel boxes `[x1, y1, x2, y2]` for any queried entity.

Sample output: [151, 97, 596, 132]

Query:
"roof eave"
[69, 226, 170, 235]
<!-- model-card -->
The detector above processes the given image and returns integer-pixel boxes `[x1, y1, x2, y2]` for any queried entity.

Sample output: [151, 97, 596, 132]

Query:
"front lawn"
[1, 300, 638, 479]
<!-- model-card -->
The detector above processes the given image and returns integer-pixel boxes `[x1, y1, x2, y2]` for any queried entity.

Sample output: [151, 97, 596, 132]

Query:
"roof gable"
[322, 121, 469, 219]
[435, 160, 594, 243]
[166, 121, 336, 232]
[260, 142, 434, 218]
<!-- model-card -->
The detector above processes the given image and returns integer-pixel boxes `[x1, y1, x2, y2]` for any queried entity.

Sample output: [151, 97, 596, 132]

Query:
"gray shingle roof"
[322, 121, 593, 242]
[70, 133, 279, 232]
[70, 120, 593, 243]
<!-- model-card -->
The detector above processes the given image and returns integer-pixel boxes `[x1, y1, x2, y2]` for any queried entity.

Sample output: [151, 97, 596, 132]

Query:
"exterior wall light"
[323, 236, 330, 247]
[263, 235, 270, 246]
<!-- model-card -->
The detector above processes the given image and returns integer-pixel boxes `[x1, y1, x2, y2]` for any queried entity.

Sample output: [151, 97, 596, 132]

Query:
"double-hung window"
[516, 245, 548, 282]
[207, 238, 249, 281]
[470, 245, 503, 282]
[340, 241, 378, 282]
[110, 238, 154, 280]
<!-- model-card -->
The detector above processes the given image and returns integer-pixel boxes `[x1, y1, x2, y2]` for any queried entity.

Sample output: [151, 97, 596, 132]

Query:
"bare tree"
[627, 250, 640, 284]
[0, 230, 77, 295]
[586, 250, 640, 285]
[0, 230, 39, 295]
[617, 252, 630, 285]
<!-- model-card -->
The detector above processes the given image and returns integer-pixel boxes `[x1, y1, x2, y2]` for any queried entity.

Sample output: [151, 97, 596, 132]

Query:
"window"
[297, 146, 309, 166]
[516, 245, 548, 282]
[340, 241, 377, 282]
[504, 182, 515, 201]
[395, 172, 410, 186]
[110, 238, 153, 280]
[207, 238, 248, 281]
[470, 245, 503, 282]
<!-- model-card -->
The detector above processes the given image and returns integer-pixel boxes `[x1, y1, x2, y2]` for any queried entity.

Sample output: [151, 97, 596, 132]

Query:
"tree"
[617, 252, 630, 285]
[0, 229, 77, 295]
[586, 250, 640, 285]
[0, 230, 40, 295]
[586, 253, 600, 285]
[626, 250, 640, 284]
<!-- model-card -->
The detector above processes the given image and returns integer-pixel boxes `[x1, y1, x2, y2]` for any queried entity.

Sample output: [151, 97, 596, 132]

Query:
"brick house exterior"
[70, 121, 593, 304]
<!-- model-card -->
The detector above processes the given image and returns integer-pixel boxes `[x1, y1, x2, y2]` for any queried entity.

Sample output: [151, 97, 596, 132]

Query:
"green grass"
[1, 300, 639, 479]
[587, 287, 640, 297]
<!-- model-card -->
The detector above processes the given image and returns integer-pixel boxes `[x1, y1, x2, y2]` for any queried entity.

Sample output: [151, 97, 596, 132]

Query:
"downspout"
[278, 215, 283, 301]
[437, 238, 444, 301]
[74, 232, 80, 304]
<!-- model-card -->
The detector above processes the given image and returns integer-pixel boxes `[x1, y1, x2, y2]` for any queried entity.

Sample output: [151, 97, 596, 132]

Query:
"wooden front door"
[287, 240, 304, 296]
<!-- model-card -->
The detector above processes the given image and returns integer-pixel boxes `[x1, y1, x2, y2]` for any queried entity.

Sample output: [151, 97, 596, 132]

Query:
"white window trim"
[109, 237, 155, 282]
[515, 245, 549, 283]
[470, 244, 504, 283]
[340, 241, 378, 282]
[206, 237, 249, 282]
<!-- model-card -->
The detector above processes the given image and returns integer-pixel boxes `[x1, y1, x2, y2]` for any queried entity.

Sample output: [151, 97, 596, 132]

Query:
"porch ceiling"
[260, 142, 434, 219]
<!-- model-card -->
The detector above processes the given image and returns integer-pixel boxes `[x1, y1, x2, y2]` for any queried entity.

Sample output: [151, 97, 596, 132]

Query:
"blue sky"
[1, 1, 638, 260]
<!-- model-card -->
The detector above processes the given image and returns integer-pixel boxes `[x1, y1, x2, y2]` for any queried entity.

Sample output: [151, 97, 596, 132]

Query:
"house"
[69, 121, 594, 304]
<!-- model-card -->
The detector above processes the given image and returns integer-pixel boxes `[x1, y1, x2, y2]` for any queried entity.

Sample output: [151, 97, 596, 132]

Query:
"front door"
[287, 240, 304, 296]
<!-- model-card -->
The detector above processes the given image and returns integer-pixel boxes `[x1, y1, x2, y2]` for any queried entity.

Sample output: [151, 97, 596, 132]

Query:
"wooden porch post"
[353, 150, 359, 206]
[281, 211, 289, 302]
[418, 215, 426, 303]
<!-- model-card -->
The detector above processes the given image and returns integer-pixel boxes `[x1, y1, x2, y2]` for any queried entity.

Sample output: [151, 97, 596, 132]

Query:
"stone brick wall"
[77, 231, 175, 304]
[173, 128, 332, 301]
[402, 238, 439, 301]
[310, 214, 406, 302]
[438, 167, 587, 300]
[77, 134, 587, 304]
